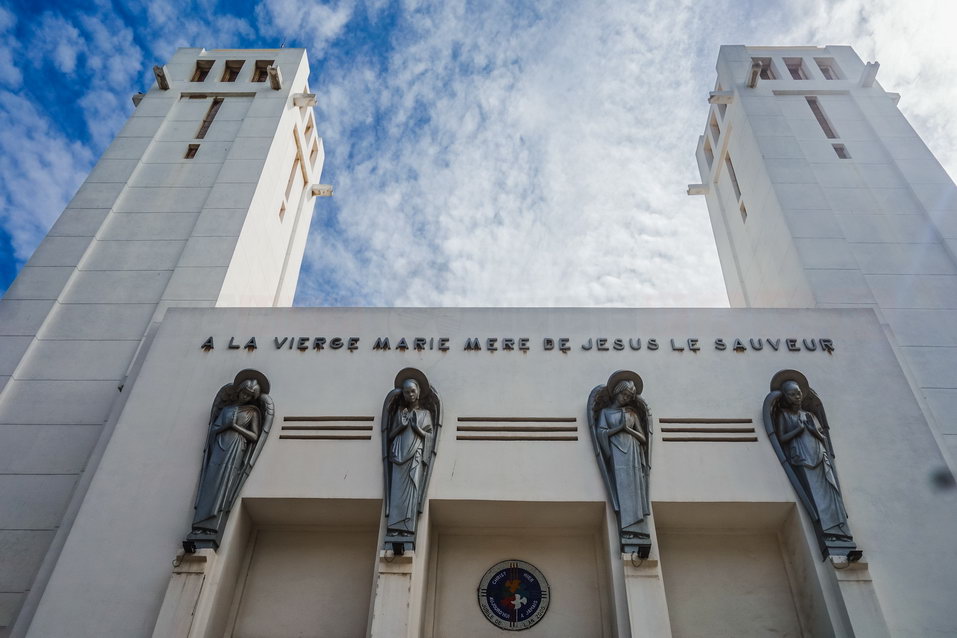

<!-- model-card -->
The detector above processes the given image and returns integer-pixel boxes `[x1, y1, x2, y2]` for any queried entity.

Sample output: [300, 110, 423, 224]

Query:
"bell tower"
[0, 47, 325, 634]
[691, 45, 957, 467]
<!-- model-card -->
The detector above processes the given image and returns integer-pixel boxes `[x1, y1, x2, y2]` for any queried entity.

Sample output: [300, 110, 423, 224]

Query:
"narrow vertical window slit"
[806, 97, 838, 139]
[833, 144, 851, 159]
[725, 154, 741, 200]
[196, 98, 224, 139]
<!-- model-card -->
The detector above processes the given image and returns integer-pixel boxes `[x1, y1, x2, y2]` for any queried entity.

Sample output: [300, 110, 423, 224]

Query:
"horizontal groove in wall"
[662, 436, 758, 443]
[456, 435, 578, 442]
[281, 425, 373, 431]
[659, 417, 753, 424]
[283, 416, 374, 422]
[457, 416, 576, 422]
[279, 434, 372, 441]
[457, 426, 577, 432]
[660, 427, 755, 433]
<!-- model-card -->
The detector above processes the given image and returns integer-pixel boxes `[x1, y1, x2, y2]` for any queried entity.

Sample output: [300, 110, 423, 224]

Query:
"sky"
[0, 0, 955, 307]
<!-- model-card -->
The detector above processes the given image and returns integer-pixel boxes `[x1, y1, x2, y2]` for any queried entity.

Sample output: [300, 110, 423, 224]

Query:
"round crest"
[233, 368, 270, 395]
[769, 369, 810, 395]
[606, 369, 643, 396]
[477, 560, 550, 631]
[393, 367, 431, 398]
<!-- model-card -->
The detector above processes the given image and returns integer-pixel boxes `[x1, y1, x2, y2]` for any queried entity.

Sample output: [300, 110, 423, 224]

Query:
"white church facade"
[0, 45, 955, 637]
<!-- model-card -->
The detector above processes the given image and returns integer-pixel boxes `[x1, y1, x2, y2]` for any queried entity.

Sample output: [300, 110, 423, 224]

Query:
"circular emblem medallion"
[477, 560, 550, 631]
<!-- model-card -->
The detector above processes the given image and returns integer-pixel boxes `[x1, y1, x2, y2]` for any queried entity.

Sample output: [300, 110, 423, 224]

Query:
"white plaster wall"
[659, 533, 804, 637]
[230, 529, 377, 637]
[26, 307, 957, 637]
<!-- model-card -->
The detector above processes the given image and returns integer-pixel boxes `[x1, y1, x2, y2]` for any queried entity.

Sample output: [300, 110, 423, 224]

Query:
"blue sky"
[1, 0, 955, 306]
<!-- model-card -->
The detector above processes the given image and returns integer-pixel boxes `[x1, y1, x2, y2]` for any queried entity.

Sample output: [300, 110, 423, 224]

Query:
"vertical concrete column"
[830, 559, 890, 638]
[621, 555, 672, 637]
[151, 550, 217, 638]
[369, 551, 416, 638]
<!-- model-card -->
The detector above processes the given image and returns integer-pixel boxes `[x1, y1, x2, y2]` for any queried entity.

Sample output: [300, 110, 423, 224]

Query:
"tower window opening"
[220, 60, 244, 82]
[725, 154, 741, 200]
[252, 60, 274, 82]
[310, 140, 319, 168]
[191, 60, 213, 82]
[833, 144, 851, 159]
[196, 97, 224, 139]
[279, 202, 286, 221]
[184, 144, 199, 159]
[815, 58, 842, 80]
[806, 96, 838, 139]
[752, 57, 775, 80]
[304, 116, 315, 139]
[703, 138, 714, 169]
[709, 113, 720, 144]
[285, 157, 301, 201]
[785, 58, 809, 80]
[739, 201, 748, 223]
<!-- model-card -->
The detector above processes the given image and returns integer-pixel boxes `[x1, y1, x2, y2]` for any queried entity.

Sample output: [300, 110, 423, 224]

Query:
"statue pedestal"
[830, 558, 890, 638]
[382, 533, 415, 556]
[369, 550, 416, 638]
[823, 538, 862, 562]
[151, 549, 216, 638]
[621, 554, 672, 638]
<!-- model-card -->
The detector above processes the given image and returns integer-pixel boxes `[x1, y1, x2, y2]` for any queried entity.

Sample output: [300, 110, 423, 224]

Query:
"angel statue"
[588, 370, 653, 558]
[763, 370, 860, 561]
[382, 368, 441, 555]
[185, 369, 274, 551]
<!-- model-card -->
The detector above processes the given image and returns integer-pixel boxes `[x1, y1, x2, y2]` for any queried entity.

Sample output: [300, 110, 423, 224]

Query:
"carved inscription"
[200, 336, 836, 354]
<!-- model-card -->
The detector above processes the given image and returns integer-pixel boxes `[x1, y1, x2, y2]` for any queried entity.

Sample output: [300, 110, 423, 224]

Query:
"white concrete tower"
[693, 45, 957, 465]
[0, 47, 324, 634]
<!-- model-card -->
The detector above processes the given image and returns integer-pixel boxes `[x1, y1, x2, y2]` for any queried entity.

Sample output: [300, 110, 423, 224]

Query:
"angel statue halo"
[392, 367, 431, 398]
[769, 368, 809, 395]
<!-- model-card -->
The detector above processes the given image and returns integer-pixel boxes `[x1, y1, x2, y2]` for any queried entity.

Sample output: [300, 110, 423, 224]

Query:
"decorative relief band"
[456, 417, 578, 441]
[280, 416, 374, 440]
[283, 416, 375, 422]
[659, 418, 756, 442]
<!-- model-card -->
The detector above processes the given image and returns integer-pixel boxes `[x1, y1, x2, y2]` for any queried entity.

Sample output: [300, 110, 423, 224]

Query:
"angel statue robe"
[598, 406, 650, 536]
[778, 409, 849, 537]
[193, 403, 260, 533]
[387, 407, 432, 533]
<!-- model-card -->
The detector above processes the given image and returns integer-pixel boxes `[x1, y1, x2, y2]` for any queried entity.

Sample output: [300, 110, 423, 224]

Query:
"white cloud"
[293, 0, 957, 308]
[258, 0, 354, 54]
[0, 92, 93, 261]
[129, 0, 256, 58]
[2, 0, 955, 306]
[297, 0, 730, 307]
[30, 12, 85, 74]
[0, 7, 21, 88]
